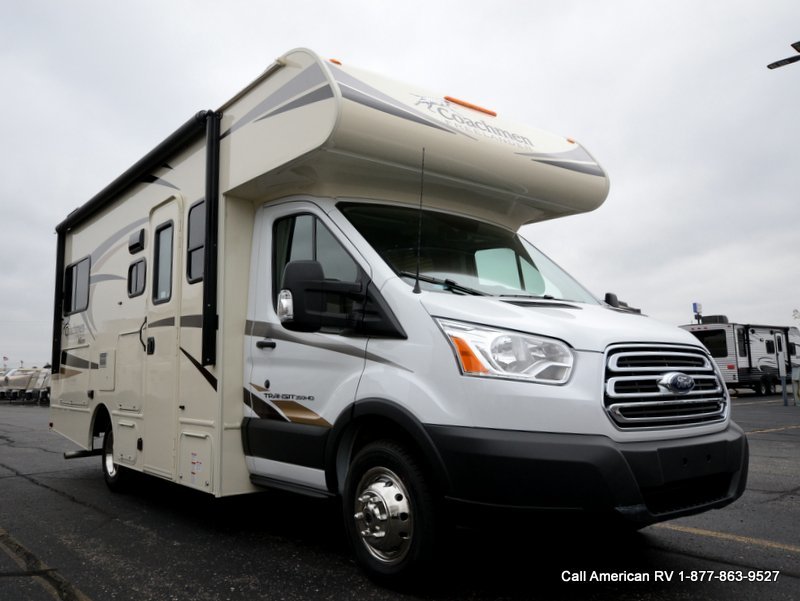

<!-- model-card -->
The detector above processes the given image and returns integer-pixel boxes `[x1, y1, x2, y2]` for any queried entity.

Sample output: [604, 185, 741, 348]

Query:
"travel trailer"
[50, 48, 748, 580]
[681, 317, 799, 395]
[1, 367, 50, 403]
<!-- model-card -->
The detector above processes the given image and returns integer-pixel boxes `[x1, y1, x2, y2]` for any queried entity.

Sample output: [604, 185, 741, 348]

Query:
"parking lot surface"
[0, 395, 798, 600]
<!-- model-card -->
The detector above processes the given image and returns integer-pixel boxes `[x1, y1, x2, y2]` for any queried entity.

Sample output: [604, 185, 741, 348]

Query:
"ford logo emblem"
[659, 372, 696, 395]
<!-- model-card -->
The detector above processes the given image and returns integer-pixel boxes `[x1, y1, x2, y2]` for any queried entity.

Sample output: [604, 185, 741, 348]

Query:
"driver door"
[245, 202, 369, 491]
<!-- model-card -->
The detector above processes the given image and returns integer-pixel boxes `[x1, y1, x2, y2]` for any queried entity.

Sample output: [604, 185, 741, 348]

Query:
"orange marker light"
[450, 336, 489, 374]
[329, 58, 342, 65]
[444, 96, 497, 117]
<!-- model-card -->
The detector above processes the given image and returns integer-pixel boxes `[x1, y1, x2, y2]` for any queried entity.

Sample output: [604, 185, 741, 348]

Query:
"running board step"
[63, 449, 103, 460]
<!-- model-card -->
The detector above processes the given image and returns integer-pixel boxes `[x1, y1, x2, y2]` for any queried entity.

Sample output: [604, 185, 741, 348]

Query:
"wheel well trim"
[90, 403, 113, 442]
[325, 398, 451, 497]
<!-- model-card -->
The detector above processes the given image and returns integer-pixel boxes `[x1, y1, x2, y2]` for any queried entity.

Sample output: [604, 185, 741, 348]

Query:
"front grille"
[604, 345, 727, 429]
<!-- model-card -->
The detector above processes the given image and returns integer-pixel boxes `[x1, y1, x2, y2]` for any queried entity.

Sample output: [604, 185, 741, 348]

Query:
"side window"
[153, 222, 174, 304]
[272, 214, 358, 303]
[287, 214, 314, 261]
[692, 330, 727, 358]
[316, 222, 359, 281]
[187, 201, 205, 283]
[128, 259, 146, 297]
[765, 340, 775, 355]
[64, 257, 90, 314]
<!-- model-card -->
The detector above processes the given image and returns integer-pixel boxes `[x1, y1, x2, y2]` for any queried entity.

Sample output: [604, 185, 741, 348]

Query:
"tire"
[102, 426, 130, 492]
[343, 440, 437, 583]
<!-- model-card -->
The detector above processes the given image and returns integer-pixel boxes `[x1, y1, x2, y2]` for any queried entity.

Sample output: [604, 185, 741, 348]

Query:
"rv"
[681, 317, 799, 395]
[50, 48, 748, 580]
[1, 367, 50, 403]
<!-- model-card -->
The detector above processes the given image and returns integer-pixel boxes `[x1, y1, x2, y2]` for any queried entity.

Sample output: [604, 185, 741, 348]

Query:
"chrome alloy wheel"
[101, 424, 130, 492]
[352, 466, 413, 564]
[104, 444, 118, 479]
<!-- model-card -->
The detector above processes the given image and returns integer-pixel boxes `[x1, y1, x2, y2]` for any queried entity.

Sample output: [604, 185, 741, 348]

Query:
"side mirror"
[604, 292, 620, 308]
[278, 260, 362, 332]
[604, 291, 642, 315]
[278, 260, 324, 332]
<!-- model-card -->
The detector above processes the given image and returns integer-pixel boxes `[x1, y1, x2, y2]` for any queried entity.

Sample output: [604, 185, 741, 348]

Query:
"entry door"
[143, 197, 182, 478]
[246, 203, 368, 487]
[775, 332, 787, 378]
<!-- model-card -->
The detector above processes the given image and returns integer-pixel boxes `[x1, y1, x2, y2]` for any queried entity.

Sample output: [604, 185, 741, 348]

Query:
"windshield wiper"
[398, 271, 488, 296]
[499, 293, 557, 300]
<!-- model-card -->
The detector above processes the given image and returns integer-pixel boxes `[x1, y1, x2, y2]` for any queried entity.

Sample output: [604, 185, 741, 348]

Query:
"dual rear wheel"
[101, 426, 131, 492]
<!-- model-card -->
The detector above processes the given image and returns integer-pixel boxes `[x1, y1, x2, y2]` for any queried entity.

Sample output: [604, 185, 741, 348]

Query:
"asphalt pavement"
[0, 394, 798, 600]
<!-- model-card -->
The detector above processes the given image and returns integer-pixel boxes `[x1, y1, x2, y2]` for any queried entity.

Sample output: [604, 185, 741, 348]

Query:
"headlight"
[436, 318, 574, 384]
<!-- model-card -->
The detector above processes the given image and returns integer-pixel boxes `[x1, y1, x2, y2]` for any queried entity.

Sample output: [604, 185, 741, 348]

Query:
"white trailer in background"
[1, 367, 51, 403]
[681, 317, 799, 395]
[50, 48, 748, 581]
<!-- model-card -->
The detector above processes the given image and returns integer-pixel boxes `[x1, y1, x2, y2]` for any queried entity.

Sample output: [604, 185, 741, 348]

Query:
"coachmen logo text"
[412, 94, 534, 150]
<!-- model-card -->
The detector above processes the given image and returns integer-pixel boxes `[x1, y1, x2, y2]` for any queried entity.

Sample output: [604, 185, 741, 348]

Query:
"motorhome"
[50, 48, 748, 580]
[681, 317, 799, 395]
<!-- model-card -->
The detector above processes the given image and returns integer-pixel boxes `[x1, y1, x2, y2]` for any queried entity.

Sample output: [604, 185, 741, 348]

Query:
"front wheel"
[343, 440, 438, 583]
[102, 426, 130, 492]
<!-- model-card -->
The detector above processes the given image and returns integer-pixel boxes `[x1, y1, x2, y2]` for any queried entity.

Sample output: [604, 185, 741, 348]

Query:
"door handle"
[256, 339, 277, 350]
[138, 316, 148, 352]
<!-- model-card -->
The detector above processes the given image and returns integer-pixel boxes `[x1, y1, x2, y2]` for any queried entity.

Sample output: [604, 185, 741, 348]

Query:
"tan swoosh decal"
[272, 400, 331, 428]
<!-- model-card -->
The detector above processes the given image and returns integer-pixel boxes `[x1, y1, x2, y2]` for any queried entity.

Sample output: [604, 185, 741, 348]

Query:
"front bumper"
[425, 422, 748, 525]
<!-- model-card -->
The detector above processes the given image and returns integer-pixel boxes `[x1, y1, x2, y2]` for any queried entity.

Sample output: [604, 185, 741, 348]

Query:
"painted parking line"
[746, 424, 800, 435]
[0, 526, 92, 601]
[733, 399, 785, 406]
[654, 523, 800, 555]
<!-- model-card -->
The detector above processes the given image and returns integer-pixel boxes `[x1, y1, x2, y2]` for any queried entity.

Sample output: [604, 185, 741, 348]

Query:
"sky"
[1, 0, 799, 367]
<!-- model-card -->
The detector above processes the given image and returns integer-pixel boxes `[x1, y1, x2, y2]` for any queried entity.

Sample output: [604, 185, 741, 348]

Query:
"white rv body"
[681, 319, 800, 394]
[51, 49, 748, 579]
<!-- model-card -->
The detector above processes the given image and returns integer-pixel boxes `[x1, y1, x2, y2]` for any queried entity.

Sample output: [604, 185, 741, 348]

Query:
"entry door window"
[128, 259, 146, 297]
[153, 222, 174, 304]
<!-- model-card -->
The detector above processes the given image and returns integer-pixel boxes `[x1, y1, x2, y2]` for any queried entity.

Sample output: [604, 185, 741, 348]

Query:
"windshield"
[338, 203, 599, 303]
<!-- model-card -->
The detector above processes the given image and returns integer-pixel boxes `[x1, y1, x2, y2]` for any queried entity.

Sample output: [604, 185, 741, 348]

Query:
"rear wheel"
[343, 440, 437, 583]
[102, 426, 130, 492]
